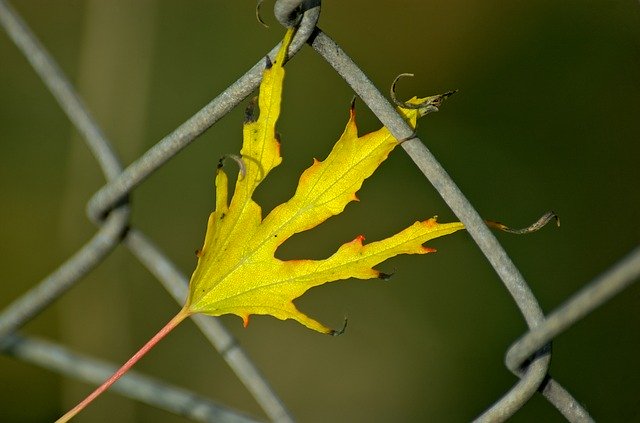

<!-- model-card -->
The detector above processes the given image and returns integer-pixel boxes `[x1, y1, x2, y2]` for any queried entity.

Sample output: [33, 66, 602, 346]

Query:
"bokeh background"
[1, 1, 639, 422]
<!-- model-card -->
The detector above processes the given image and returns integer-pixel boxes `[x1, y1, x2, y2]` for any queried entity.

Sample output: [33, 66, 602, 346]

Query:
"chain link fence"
[1, 1, 639, 421]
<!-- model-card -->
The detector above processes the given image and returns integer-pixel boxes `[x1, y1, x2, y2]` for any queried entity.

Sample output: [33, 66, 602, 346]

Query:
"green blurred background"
[1, 1, 639, 422]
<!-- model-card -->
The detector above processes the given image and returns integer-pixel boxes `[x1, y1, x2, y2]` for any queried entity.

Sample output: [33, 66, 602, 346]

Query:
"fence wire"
[1, 0, 639, 422]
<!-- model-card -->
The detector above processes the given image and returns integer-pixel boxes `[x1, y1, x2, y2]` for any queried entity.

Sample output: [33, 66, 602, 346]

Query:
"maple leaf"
[57, 28, 558, 422]
[183, 28, 464, 334]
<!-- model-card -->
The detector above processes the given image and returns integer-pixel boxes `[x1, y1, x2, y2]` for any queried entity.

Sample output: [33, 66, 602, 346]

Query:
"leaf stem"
[55, 307, 191, 422]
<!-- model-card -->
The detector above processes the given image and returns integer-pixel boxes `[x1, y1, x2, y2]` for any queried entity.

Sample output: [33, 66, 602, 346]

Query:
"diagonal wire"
[538, 378, 595, 422]
[304, 25, 564, 422]
[308, 23, 598, 421]
[0, 333, 263, 423]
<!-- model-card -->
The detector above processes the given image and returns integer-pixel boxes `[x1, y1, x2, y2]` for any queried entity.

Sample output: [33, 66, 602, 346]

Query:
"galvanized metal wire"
[1, 0, 638, 421]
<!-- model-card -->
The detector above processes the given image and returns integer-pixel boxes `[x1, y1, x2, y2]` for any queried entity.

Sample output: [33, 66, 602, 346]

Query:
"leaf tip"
[423, 217, 438, 227]
[342, 97, 358, 136]
[378, 271, 394, 281]
[391, 74, 457, 117]
[242, 315, 250, 328]
[329, 317, 348, 336]
[486, 211, 560, 235]
[255, 0, 268, 28]
[349, 96, 356, 113]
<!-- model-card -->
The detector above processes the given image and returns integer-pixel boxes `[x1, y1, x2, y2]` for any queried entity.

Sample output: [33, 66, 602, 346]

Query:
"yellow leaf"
[184, 28, 464, 334]
[58, 28, 560, 423]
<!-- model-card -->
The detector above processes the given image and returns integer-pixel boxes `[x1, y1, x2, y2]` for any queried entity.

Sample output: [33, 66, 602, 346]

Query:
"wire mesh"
[1, 1, 639, 422]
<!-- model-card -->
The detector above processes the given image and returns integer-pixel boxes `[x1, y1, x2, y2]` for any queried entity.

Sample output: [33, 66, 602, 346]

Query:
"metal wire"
[1, 0, 638, 421]
[307, 26, 559, 422]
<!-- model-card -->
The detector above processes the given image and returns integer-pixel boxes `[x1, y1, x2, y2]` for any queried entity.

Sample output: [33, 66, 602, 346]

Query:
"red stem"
[55, 307, 191, 422]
